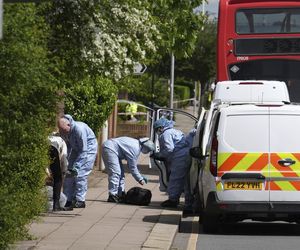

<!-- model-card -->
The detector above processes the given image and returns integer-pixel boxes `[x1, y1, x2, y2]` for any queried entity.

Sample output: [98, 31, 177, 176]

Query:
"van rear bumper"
[206, 192, 300, 222]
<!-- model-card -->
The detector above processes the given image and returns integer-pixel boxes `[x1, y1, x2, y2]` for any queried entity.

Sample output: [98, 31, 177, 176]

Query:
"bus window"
[236, 8, 300, 34]
[290, 14, 300, 32]
[236, 11, 250, 33]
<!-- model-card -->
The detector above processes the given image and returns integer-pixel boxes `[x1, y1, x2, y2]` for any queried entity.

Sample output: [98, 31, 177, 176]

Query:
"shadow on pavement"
[146, 179, 159, 183]
[142, 201, 185, 212]
[179, 218, 198, 234]
[127, 164, 160, 176]
[143, 214, 181, 225]
[84, 199, 184, 214]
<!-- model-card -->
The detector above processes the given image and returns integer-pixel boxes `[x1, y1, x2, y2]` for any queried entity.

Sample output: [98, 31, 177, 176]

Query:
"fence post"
[194, 81, 197, 116]
[170, 53, 175, 109]
[108, 102, 118, 138]
[98, 120, 108, 171]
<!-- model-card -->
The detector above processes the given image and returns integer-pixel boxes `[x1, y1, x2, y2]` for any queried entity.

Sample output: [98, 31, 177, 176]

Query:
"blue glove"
[142, 175, 148, 184]
[65, 168, 78, 177]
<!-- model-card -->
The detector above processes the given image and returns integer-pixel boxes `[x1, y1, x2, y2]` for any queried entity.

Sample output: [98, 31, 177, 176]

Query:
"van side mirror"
[189, 147, 202, 159]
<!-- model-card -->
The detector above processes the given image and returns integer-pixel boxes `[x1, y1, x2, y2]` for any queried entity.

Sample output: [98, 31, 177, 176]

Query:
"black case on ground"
[125, 187, 152, 206]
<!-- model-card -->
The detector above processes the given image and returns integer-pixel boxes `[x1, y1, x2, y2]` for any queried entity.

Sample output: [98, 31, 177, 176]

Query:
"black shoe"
[107, 194, 120, 203]
[182, 209, 194, 218]
[118, 191, 126, 203]
[63, 206, 73, 211]
[53, 201, 64, 211]
[65, 200, 73, 208]
[53, 206, 64, 211]
[160, 199, 179, 208]
[73, 201, 86, 208]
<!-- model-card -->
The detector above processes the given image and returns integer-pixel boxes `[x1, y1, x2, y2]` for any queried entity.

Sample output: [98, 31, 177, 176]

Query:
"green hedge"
[64, 76, 117, 133]
[174, 85, 191, 107]
[175, 79, 194, 98]
[0, 4, 58, 248]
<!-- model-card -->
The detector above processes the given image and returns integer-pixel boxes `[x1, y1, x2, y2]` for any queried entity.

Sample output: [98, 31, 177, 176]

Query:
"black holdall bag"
[125, 187, 152, 206]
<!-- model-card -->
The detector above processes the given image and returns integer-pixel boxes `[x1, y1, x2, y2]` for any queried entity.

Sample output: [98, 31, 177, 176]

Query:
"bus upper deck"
[217, 0, 300, 102]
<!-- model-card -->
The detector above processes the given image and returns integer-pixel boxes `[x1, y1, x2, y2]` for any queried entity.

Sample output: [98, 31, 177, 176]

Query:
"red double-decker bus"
[217, 0, 300, 102]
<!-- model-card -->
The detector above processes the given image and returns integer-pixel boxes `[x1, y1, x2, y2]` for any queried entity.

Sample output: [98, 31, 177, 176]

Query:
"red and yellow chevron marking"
[217, 152, 300, 191]
[217, 152, 269, 176]
[266, 181, 300, 191]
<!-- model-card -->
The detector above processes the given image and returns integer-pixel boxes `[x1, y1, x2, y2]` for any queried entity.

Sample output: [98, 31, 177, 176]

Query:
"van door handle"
[278, 158, 296, 167]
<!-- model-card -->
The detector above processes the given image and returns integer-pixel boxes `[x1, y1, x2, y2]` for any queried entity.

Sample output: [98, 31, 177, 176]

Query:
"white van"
[191, 81, 300, 233]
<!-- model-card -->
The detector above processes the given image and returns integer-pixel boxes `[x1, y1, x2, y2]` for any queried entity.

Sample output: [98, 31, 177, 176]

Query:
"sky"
[202, 0, 219, 17]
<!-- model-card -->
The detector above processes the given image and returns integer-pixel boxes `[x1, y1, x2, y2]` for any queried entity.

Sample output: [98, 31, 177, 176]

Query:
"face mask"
[155, 127, 163, 135]
[156, 131, 162, 136]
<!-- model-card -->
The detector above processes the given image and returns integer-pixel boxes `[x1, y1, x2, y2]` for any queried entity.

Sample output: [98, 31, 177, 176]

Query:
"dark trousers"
[49, 146, 63, 209]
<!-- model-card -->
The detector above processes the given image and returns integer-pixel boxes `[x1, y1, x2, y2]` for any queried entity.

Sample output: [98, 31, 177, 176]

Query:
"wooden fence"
[116, 121, 150, 138]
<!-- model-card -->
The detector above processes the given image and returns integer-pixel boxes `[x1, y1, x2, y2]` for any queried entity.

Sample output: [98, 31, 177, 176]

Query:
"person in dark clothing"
[48, 134, 70, 211]
[49, 146, 64, 211]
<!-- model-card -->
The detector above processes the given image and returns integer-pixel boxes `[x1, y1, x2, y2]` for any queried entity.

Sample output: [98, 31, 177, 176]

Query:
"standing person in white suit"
[58, 114, 98, 209]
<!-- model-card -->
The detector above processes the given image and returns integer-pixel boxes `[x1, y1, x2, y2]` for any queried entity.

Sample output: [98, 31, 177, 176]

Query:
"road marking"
[186, 216, 199, 250]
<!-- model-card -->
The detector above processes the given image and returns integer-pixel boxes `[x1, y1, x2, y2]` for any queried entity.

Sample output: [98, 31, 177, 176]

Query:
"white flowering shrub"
[46, 0, 160, 80]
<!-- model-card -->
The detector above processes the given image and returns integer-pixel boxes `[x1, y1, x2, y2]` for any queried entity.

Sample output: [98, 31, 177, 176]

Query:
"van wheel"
[202, 213, 219, 233]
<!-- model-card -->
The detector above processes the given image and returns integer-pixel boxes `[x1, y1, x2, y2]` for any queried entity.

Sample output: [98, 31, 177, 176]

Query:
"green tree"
[124, 1, 207, 107]
[142, 20, 217, 107]
[63, 76, 117, 132]
[176, 20, 217, 85]
[0, 4, 58, 248]
[149, 0, 206, 59]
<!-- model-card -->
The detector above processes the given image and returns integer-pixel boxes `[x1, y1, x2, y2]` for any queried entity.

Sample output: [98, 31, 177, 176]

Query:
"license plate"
[224, 181, 262, 190]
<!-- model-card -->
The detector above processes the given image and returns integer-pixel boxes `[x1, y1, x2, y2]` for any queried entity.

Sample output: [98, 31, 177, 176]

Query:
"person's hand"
[142, 175, 148, 184]
[139, 176, 148, 185]
[65, 168, 78, 177]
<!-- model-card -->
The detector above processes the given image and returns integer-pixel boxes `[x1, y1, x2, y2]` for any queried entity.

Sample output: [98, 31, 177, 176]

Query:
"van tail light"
[210, 136, 218, 177]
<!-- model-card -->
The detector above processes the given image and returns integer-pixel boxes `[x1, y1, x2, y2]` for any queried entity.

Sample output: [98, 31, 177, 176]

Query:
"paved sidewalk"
[14, 163, 182, 250]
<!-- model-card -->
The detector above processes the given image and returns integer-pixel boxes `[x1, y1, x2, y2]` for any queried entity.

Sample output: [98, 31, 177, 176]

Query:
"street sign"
[133, 63, 147, 75]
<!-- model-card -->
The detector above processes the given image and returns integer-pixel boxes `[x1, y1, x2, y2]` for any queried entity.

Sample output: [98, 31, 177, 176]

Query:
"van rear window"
[222, 115, 269, 152]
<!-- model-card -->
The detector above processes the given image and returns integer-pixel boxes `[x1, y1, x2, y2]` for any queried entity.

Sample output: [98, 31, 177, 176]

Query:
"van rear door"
[217, 105, 270, 202]
[269, 106, 300, 202]
[150, 108, 198, 191]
